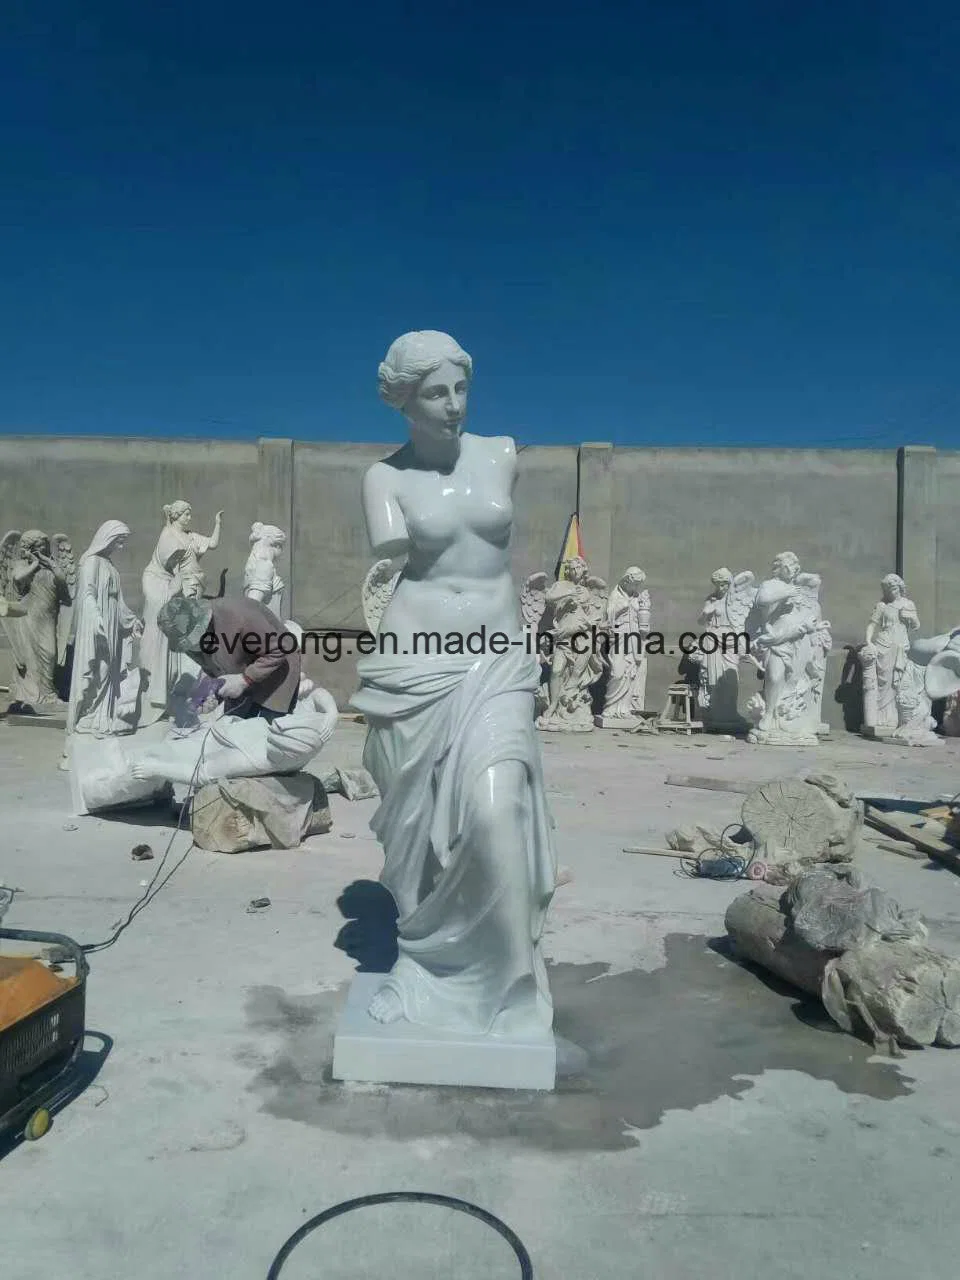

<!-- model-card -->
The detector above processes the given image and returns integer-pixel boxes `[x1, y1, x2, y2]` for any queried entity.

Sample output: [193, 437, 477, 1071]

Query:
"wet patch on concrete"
[241, 932, 914, 1153]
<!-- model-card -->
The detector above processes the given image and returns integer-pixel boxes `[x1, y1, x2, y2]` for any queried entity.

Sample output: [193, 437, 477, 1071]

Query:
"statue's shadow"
[334, 879, 399, 973]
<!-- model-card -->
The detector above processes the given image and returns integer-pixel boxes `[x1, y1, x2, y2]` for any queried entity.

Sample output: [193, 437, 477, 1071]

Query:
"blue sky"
[1, 1, 957, 448]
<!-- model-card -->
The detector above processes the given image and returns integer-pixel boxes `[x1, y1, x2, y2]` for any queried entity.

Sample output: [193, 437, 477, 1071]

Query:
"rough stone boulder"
[190, 773, 332, 854]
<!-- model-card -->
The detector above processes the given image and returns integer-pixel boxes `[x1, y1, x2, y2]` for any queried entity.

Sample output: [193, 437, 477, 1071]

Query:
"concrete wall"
[933, 450, 960, 628]
[0, 435, 952, 725]
[0, 435, 259, 616]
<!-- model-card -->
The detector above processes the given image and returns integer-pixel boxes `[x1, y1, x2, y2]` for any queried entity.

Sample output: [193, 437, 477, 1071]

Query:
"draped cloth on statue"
[351, 643, 557, 1037]
[67, 550, 139, 736]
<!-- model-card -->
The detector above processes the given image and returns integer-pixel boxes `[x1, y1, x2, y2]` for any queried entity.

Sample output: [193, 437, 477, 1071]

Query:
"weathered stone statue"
[140, 501, 223, 716]
[519, 555, 608, 729]
[559, 555, 608, 627]
[537, 578, 605, 731]
[694, 568, 756, 732]
[745, 552, 831, 746]
[243, 522, 286, 616]
[65, 520, 143, 743]
[597, 566, 651, 726]
[0, 529, 76, 711]
[860, 574, 922, 735]
[346, 329, 557, 1071]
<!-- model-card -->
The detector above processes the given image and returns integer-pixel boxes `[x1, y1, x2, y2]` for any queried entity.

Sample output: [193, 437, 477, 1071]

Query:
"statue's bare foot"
[129, 760, 158, 782]
[367, 985, 404, 1025]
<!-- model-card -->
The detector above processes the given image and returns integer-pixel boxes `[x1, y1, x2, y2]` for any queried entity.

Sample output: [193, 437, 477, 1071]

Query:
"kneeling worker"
[156, 595, 302, 722]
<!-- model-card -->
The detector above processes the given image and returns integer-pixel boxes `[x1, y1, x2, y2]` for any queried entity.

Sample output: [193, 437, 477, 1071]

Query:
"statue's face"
[882, 579, 900, 601]
[24, 536, 49, 557]
[772, 557, 796, 582]
[712, 575, 731, 595]
[177, 508, 192, 530]
[407, 359, 469, 440]
[111, 535, 127, 554]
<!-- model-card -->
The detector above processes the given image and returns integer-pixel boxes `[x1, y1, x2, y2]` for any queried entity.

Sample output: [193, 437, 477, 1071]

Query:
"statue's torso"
[380, 434, 520, 646]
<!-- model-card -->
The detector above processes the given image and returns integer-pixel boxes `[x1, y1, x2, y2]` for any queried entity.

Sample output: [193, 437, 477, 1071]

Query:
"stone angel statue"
[537, 579, 605, 732]
[519, 571, 550, 635]
[560, 555, 608, 627]
[695, 567, 756, 731]
[243, 522, 286, 617]
[361, 559, 402, 635]
[0, 529, 77, 710]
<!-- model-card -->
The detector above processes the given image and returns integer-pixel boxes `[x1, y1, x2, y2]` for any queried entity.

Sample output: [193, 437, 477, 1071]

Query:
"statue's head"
[711, 567, 733, 593]
[561, 556, 589, 585]
[771, 551, 800, 582]
[84, 520, 130, 561]
[881, 573, 905, 601]
[250, 522, 286, 555]
[620, 565, 646, 594]
[163, 500, 192, 530]
[20, 530, 49, 556]
[378, 331, 473, 444]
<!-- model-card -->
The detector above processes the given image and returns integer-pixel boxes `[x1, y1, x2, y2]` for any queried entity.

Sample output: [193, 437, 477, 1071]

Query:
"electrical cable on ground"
[677, 822, 757, 880]
[265, 1192, 534, 1278]
[80, 721, 214, 955]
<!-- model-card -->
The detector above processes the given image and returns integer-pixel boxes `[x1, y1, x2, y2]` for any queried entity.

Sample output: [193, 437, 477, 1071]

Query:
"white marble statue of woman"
[244, 522, 286, 616]
[599, 566, 651, 724]
[349, 330, 557, 1038]
[65, 521, 143, 741]
[140, 501, 223, 716]
[695, 568, 756, 732]
[860, 574, 920, 732]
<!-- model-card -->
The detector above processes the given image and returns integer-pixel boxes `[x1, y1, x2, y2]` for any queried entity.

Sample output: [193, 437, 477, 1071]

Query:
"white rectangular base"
[332, 973, 556, 1091]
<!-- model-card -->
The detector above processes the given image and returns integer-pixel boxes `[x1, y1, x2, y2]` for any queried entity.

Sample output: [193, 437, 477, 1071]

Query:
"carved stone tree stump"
[740, 774, 862, 868]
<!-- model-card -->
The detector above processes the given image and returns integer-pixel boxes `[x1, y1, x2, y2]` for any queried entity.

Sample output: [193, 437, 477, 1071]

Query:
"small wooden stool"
[658, 682, 703, 734]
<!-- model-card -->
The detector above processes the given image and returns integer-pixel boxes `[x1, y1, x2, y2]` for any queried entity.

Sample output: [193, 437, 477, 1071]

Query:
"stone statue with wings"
[0, 528, 77, 709]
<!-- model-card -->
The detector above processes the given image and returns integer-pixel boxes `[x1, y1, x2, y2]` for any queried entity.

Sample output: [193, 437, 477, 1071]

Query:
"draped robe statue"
[140, 501, 223, 718]
[65, 521, 143, 742]
[348, 330, 558, 1050]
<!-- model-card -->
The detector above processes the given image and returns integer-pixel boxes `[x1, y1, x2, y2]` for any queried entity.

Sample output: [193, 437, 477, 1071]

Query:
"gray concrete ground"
[2, 719, 960, 1279]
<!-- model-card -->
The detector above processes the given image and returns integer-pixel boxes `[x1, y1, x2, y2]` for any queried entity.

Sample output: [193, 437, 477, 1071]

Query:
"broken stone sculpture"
[0, 529, 76, 712]
[596, 566, 651, 727]
[361, 558, 402, 635]
[140, 501, 223, 718]
[190, 773, 332, 853]
[64, 521, 143, 748]
[745, 552, 831, 746]
[858, 574, 937, 745]
[346, 329, 557, 1076]
[725, 865, 960, 1051]
[243, 522, 286, 617]
[70, 682, 338, 816]
[694, 568, 756, 732]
